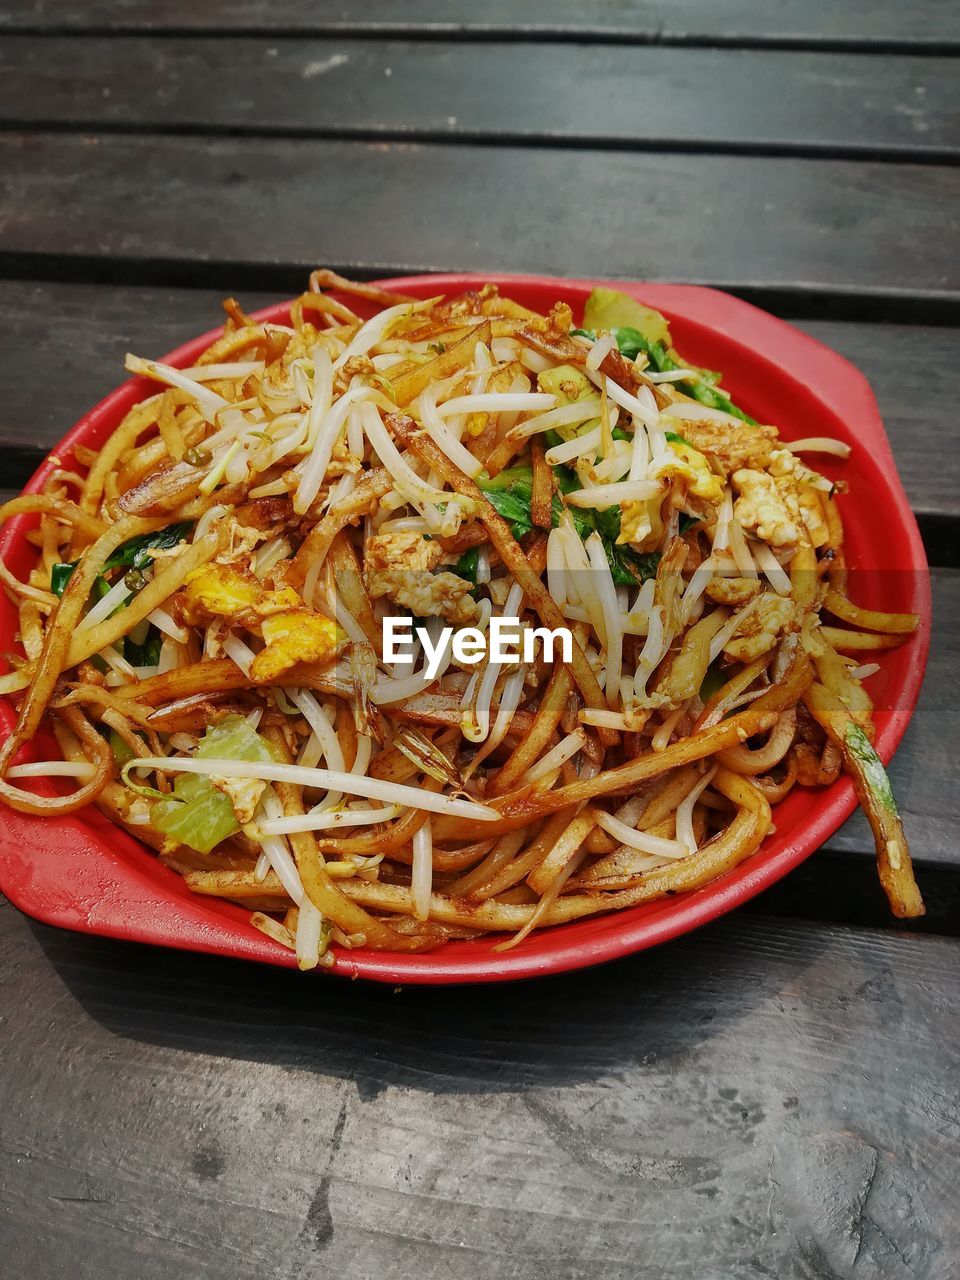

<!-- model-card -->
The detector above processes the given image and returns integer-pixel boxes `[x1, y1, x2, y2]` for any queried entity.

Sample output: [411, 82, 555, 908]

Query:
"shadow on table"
[24, 905, 814, 1099]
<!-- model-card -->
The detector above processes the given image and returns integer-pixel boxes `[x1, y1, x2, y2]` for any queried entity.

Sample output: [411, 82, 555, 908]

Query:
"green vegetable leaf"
[151, 714, 276, 854]
[124, 624, 162, 669]
[699, 661, 728, 703]
[621, 328, 755, 424]
[454, 546, 481, 583]
[109, 729, 135, 768]
[104, 522, 193, 572]
[478, 466, 660, 587]
[478, 467, 537, 539]
[50, 561, 76, 597]
[480, 488, 535, 540]
[51, 522, 193, 601]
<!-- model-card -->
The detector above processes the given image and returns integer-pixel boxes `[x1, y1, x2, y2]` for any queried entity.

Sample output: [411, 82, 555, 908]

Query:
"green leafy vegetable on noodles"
[581, 287, 672, 346]
[575, 325, 755, 425]
[454, 546, 481, 583]
[50, 522, 193, 597]
[478, 467, 660, 586]
[108, 729, 135, 768]
[50, 562, 76, 598]
[125, 623, 163, 669]
[699, 661, 728, 704]
[576, 286, 755, 423]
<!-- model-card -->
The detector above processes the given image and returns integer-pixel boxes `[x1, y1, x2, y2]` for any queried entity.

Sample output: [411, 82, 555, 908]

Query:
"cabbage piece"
[537, 364, 600, 445]
[582, 287, 671, 347]
[152, 714, 275, 854]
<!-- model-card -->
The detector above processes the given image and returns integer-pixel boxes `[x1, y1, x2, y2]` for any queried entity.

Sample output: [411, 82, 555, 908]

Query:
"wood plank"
[753, 855, 960, 934]
[0, 134, 957, 313]
[1, 0, 957, 47]
[2, 284, 956, 530]
[797, 321, 960, 534]
[0, 899, 957, 1278]
[0, 39, 956, 161]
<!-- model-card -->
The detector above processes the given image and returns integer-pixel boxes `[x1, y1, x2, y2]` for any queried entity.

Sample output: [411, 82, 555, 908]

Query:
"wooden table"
[0, 6, 958, 1276]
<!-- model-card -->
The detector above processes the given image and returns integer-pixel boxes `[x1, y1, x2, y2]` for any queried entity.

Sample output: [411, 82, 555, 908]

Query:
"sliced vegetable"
[109, 729, 135, 767]
[536, 364, 600, 445]
[124, 624, 162, 668]
[537, 363, 595, 403]
[50, 562, 76, 597]
[151, 714, 276, 854]
[477, 468, 537, 539]
[699, 660, 729, 704]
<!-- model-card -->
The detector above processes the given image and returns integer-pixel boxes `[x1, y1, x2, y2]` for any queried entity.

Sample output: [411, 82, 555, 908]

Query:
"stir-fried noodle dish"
[0, 272, 924, 968]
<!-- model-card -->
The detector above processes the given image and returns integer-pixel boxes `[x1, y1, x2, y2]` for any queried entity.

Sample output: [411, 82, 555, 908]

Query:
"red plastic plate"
[0, 276, 930, 983]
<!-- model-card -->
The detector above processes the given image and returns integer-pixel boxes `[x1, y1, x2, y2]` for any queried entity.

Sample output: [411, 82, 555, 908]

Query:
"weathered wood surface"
[2, 283, 957, 531]
[0, 11, 958, 1276]
[0, 899, 957, 1280]
[2, 0, 957, 47]
[0, 39, 955, 161]
[1, 135, 958, 315]
[792, 321, 960, 542]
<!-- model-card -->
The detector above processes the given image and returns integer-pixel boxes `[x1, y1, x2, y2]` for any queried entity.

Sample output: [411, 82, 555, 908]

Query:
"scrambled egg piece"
[767, 449, 830, 548]
[180, 563, 301, 627]
[209, 774, 265, 826]
[656, 437, 724, 505]
[367, 528, 440, 575]
[364, 528, 479, 624]
[249, 610, 345, 681]
[619, 440, 719, 550]
[705, 575, 762, 607]
[723, 593, 797, 662]
[732, 468, 801, 552]
[387, 572, 481, 624]
[674, 415, 779, 477]
[618, 497, 659, 548]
